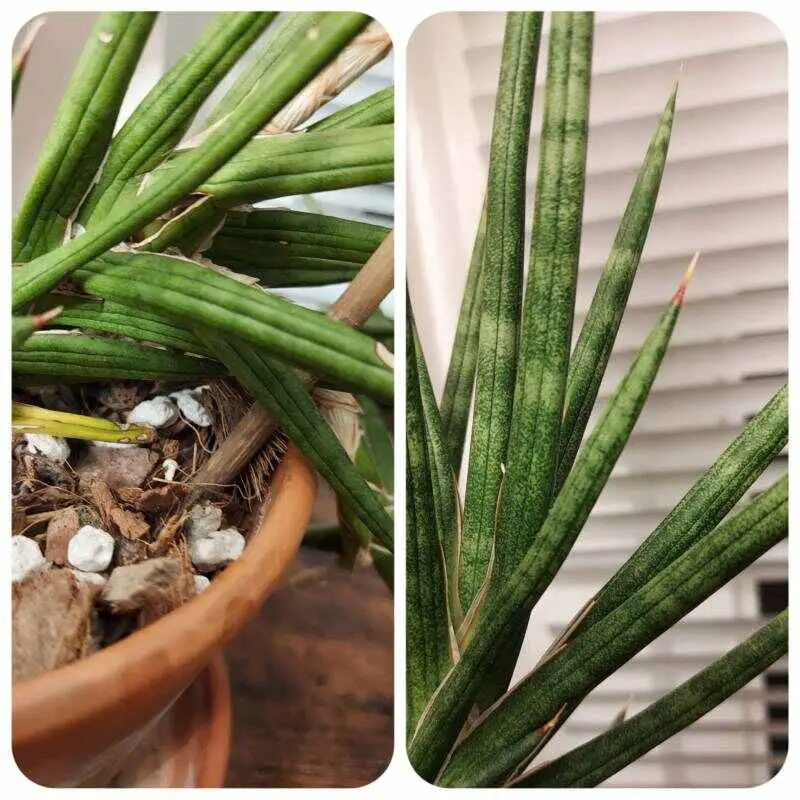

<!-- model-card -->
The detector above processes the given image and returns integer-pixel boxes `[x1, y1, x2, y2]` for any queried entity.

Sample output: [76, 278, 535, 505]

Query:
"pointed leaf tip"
[673, 251, 699, 304]
[34, 305, 63, 328]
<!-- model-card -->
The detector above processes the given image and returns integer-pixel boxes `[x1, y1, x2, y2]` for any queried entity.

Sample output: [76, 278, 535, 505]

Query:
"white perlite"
[127, 396, 179, 428]
[11, 536, 47, 583]
[188, 528, 245, 572]
[71, 569, 107, 588]
[24, 433, 70, 463]
[194, 574, 211, 593]
[163, 458, 180, 482]
[185, 503, 223, 540]
[170, 388, 212, 427]
[68, 526, 115, 572]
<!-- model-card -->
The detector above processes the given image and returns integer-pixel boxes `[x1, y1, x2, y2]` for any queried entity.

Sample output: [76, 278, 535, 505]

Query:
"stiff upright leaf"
[439, 202, 486, 473]
[556, 83, 678, 490]
[407, 317, 456, 737]
[496, 11, 594, 585]
[409, 262, 691, 781]
[517, 609, 788, 787]
[13, 13, 156, 259]
[459, 11, 542, 612]
[482, 12, 594, 705]
[411, 313, 462, 629]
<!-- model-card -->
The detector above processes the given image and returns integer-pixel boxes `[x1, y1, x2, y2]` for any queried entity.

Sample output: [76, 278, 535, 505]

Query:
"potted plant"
[12, 11, 394, 786]
[406, 11, 786, 787]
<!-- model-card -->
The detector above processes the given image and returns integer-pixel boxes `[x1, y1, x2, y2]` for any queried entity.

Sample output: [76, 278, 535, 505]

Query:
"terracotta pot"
[13, 446, 317, 788]
[106, 655, 232, 787]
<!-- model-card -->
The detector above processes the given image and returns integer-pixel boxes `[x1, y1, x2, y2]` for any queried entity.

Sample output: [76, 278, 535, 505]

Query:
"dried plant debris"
[13, 570, 96, 681]
[10, 377, 268, 680]
[203, 378, 287, 502]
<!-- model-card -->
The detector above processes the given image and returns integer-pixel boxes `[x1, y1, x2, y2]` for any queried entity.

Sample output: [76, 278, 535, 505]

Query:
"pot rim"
[12, 445, 316, 773]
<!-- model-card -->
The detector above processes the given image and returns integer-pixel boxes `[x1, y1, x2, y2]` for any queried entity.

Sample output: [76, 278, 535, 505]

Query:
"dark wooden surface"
[223, 544, 394, 787]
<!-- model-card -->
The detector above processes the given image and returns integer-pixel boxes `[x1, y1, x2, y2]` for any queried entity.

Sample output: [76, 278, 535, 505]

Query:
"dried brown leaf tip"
[673, 251, 699, 305]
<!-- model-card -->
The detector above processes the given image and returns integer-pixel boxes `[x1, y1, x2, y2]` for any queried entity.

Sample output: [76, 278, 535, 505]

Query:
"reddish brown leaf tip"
[673, 252, 699, 305]
[33, 306, 63, 329]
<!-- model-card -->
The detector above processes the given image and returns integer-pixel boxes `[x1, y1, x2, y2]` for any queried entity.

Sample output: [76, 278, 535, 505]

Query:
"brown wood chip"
[13, 570, 96, 682]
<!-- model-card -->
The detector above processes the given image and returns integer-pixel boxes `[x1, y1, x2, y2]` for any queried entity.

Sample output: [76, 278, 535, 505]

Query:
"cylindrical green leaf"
[73, 251, 393, 400]
[310, 86, 395, 131]
[459, 11, 542, 613]
[439, 201, 486, 474]
[200, 328, 394, 549]
[517, 610, 788, 787]
[496, 11, 594, 586]
[13, 333, 222, 383]
[438, 475, 787, 786]
[556, 83, 678, 490]
[12, 12, 370, 310]
[13, 13, 156, 259]
[79, 12, 276, 225]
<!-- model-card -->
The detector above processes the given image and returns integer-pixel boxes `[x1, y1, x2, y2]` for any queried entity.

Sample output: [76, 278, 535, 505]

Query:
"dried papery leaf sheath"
[409, 266, 690, 781]
[78, 13, 276, 226]
[459, 12, 542, 612]
[12, 17, 46, 107]
[437, 475, 787, 786]
[407, 317, 456, 737]
[13, 13, 156, 260]
[12, 12, 369, 310]
[556, 83, 678, 491]
[496, 11, 594, 584]
[517, 610, 788, 788]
